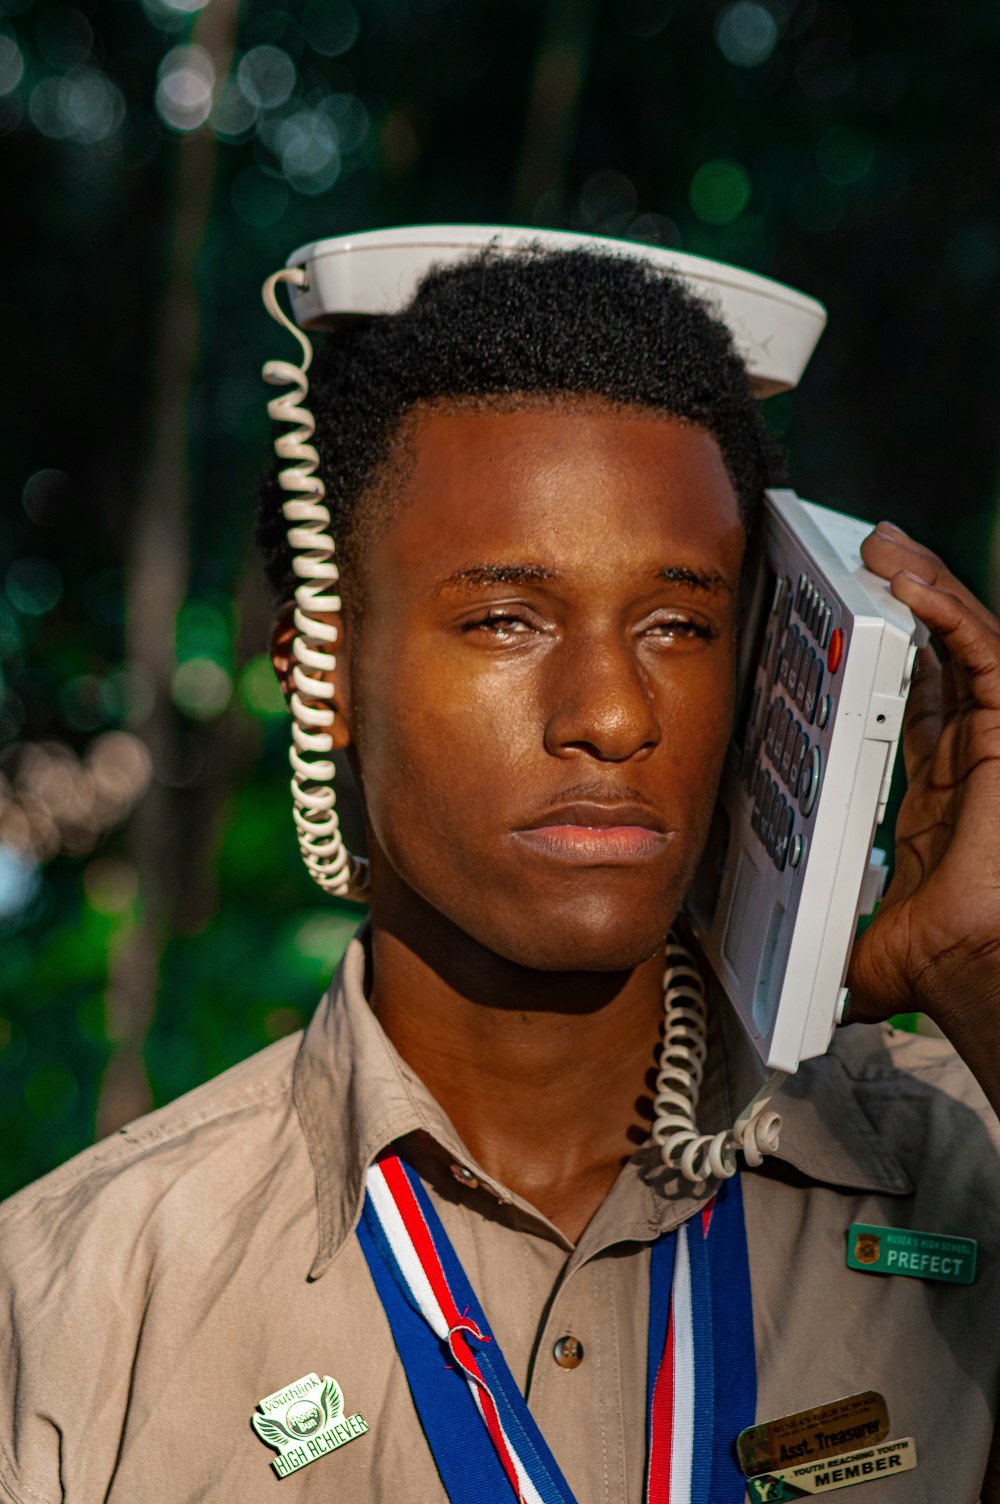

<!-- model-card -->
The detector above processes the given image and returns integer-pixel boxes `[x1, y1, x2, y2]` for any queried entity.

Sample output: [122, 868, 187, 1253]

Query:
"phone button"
[764, 700, 779, 759]
[817, 693, 832, 729]
[779, 629, 796, 689]
[818, 605, 832, 649]
[804, 657, 823, 722]
[773, 800, 793, 871]
[795, 648, 813, 710]
[827, 627, 846, 673]
[788, 632, 805, 695]
[780, 717, 797, 784]
[806, 589, 824, 637]
[759, 777, 777, 850]
[751, 767, 768, 832]
[789, 832, 806, 869]
[774, 706, 793, 775]
[796, 573, 808, 613]
[788, 730, 808, 794]
[799, 746, 823, 817]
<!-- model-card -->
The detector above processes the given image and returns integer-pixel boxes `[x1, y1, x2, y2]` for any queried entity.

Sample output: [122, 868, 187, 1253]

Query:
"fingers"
[860, 522, 1000, 638]
[900, 644, 943, 777]
[890, 571, 1000, 712]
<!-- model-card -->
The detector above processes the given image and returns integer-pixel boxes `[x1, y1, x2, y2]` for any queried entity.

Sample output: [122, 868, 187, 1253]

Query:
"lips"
[513, 800, 669, 864]
[519, 801, 666, 833]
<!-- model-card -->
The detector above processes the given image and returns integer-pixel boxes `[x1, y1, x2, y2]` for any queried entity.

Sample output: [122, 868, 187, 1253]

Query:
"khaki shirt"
[2, 932, 999, 1503]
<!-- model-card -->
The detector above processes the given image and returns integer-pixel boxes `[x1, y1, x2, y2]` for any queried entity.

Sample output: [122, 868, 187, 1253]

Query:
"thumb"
[844, 916, 914, 1026]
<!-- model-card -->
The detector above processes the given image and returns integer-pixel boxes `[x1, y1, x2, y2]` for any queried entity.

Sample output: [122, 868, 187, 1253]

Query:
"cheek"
[353, 640, 540, 857]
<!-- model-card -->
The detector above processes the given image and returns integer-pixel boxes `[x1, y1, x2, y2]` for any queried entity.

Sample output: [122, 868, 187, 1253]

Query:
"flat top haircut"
[257, 245, 784, 610]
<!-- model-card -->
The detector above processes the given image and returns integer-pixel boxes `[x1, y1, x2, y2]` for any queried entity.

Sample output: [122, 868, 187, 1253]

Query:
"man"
[3, 244, 1000, 1502]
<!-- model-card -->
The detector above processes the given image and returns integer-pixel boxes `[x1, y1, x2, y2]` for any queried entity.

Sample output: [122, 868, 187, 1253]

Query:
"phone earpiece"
[261, 268, 370, 903]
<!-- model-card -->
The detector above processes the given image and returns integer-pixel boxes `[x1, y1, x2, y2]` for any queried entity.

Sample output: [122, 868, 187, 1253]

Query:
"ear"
[269, 602, 352, 751]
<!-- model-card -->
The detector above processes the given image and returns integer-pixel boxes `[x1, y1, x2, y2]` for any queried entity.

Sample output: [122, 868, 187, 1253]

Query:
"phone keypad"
[741, 566, 841, 873]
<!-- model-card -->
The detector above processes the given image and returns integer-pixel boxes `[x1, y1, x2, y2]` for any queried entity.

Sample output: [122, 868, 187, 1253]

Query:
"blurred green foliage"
[2, 0, 999, 1197]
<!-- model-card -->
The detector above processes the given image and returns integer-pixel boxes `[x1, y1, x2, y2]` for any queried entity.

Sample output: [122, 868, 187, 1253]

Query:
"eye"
[461, 610, 533, 640]
[643, 614, 716, 643]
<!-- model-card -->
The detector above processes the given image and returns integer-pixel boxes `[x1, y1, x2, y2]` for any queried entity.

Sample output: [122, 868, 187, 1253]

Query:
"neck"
[366, 894, 665, 1243]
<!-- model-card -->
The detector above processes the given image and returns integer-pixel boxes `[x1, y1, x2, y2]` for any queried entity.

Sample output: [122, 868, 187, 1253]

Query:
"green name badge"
[846, 1223, 976, 1284]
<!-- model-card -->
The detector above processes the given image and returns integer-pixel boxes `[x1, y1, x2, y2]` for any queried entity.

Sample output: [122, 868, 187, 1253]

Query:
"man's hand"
[847, 521, 1000, 1111]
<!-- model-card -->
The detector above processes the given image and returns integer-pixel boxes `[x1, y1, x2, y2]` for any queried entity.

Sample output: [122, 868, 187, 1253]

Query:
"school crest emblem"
[251, 1371, 369, 1477]
[853, 1232, 881, 1266]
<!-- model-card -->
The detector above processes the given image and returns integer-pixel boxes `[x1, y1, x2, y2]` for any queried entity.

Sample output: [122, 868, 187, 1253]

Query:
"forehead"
[371, 397, 745, 587]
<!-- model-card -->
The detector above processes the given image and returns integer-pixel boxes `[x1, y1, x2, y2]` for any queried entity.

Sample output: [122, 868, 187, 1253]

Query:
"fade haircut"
[256, 246, 784, 610]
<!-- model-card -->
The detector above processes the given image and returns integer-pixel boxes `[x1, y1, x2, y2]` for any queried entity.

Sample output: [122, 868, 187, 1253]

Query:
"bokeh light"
[6, 557, 63, 616]
[83, 856, 139, 915]
[21, 468, 71, 527]
[0, 26, 24, 94]
[141, 0, 210, 30]
[28, 65, 125, 143]
[265, 106, 340, 194]
[0, 845, 40, 922]
[816, 125, 875, 186]
[301, 0, 359, 57]
[689, 158, 751, 225]
[35, 6, 93, 69]
[715, 2, 778, 68]
[155, 44, 215, 133]
[212, 79, 258, 141]
[239, 654, 286, 718]
[578, 169, 637, 233]
[237, 44, 296, 110]
[0, 733, 152, 863]
[172, 657, 233, 718]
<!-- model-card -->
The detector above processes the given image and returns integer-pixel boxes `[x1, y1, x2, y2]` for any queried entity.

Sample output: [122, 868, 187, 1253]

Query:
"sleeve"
[981, 1421, 1000, 1504]
[0, 1204, 65, 1504]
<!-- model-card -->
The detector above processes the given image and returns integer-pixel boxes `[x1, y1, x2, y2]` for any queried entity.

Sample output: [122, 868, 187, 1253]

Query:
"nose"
[543, 631, 662, 763]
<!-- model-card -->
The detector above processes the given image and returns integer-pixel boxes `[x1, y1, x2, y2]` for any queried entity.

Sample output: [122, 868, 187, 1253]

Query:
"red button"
[827, 628, 845, 673]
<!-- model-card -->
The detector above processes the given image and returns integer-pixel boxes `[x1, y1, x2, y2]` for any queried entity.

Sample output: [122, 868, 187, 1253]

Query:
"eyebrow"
[658, 565, 733, 596]
[434, 563, 557, 595]
[434, 561, 733, 596]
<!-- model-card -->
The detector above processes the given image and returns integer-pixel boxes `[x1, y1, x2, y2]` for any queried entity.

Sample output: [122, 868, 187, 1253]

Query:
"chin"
[460, 885, 683, 975]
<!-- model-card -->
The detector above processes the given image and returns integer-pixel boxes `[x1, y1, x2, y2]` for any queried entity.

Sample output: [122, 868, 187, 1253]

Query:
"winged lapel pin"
[252, 1371, 369, 1478]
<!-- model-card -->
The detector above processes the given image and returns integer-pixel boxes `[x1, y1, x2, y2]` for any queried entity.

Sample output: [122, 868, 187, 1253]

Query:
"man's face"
[346, 397, 746, 972]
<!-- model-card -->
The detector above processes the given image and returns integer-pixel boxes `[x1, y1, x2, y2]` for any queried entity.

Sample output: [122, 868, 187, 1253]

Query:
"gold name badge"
[252, 1372, 369, 1478]
[738, 1390, 889, 1478]
[746, 1436, 917, 1498]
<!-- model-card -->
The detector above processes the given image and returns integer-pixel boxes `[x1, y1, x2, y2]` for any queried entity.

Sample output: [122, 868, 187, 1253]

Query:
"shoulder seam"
[1, 1070, 295, 1216]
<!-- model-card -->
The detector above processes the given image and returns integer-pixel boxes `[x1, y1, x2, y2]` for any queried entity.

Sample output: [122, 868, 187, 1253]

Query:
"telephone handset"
[687, 489, 926, 1073]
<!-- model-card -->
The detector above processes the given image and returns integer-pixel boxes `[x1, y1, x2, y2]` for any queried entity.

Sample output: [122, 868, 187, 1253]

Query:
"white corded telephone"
[261, 224, 922, 1179]
[687, 491, 924, 1074]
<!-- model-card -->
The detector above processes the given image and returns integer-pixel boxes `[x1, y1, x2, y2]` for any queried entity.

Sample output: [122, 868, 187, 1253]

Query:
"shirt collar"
[294, 931, 911, 1278]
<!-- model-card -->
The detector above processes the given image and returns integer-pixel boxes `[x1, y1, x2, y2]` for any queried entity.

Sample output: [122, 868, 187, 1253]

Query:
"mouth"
[512, 801, 670, 865]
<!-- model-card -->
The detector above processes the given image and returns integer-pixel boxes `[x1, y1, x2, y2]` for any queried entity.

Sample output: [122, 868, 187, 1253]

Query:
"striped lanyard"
[358, 1154, 755, 1504]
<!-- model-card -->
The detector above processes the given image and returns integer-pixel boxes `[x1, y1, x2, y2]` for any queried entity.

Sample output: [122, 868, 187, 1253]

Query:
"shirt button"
[552, 1335, 584, 1369]
[449, 1162, 480, 1190]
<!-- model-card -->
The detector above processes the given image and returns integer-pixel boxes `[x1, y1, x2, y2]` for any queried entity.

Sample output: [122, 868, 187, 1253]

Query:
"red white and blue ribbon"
[357, 1153, 754, 1504]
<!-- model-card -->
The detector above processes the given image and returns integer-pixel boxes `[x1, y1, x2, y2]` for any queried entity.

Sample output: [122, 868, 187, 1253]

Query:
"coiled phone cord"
[654, 932, 787, 1188]
[262, 268, 370, 903]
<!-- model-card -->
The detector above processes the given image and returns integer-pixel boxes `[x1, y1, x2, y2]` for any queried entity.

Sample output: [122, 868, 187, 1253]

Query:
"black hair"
[257, 245, 784, 607]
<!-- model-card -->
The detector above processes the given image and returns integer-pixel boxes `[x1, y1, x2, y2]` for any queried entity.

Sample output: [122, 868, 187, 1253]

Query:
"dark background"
[2, 0, 998, 1196]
